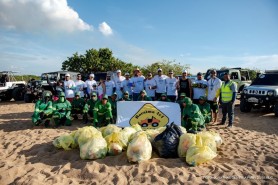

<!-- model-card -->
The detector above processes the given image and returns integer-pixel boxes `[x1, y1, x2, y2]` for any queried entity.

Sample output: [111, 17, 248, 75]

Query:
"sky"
[0, 0, 278, 75]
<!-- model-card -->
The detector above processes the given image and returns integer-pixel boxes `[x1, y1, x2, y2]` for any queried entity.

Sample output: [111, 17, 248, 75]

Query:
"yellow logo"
[129, 103, 169, 130]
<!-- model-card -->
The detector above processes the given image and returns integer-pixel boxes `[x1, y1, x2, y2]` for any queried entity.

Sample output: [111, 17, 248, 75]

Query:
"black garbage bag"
[152, 122, 183, 158]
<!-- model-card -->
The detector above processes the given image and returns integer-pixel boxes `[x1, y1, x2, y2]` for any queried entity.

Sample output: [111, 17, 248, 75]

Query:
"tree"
[141, 59, 190, 76]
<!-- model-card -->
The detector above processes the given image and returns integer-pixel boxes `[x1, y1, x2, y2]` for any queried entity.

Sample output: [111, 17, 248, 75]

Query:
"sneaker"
[227, 124, 233, 128]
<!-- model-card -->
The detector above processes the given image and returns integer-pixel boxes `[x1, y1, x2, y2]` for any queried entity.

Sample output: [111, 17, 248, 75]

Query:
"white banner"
[116, 101, 181, 129]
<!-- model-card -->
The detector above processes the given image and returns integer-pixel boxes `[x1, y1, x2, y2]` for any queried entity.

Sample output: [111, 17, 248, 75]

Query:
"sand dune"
[0, 102, 277, 184]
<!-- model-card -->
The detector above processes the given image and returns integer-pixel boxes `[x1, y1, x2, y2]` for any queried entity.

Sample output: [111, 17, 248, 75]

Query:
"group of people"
[32, 68, 237, 131]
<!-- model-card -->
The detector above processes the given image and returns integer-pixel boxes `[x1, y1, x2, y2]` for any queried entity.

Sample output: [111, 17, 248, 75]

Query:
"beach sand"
[0, 101, 277, 184]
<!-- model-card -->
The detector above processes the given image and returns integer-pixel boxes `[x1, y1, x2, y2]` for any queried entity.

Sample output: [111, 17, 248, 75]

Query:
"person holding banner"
[181, 97, 205, 134]
[137, 90, 152, 101]
[158, 93, 171, 102]
[131, 68, 145, 101]
[93, 95, 113, 127]
[119, 91, 132, 101]
[144, 72, 156, 101]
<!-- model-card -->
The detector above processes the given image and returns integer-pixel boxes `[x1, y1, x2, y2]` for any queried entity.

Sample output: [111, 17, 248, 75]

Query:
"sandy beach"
[0, 101, 277, 184]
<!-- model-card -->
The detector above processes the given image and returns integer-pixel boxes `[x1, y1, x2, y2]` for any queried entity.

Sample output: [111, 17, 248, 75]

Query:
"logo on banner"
[130, 103, 169, 129]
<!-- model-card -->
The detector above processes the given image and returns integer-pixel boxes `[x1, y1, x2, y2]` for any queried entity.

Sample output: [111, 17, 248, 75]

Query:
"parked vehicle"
[240, 70, 278, 117]
[0, 71, 26, 101]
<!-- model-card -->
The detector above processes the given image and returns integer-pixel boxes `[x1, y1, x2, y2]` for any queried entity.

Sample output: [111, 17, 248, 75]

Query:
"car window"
[251, 74, 278, 86]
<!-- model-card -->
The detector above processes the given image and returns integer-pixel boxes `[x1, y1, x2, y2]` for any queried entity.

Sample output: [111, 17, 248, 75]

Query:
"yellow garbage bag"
[53, 134, 74, 150]
[100, 124, 122, 138]
[105, 132, 126, 155]
[196, 132, 217, 153]
[121, 127, 137, 142]
[208, 131, 223, 147]
[178, 133, 196, 158]
[127, 131, 152, 163]
[145, 129, 160, 142]
[186, 145, 217, 166]
[80, 137, 107, 160]
[131, 124, 142, 131]
[73, 126, 102, 147]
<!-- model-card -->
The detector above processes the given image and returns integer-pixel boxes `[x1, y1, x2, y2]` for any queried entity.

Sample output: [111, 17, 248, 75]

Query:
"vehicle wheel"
[24, 93, 32, 103]
[152, 122, 159, 127]
[12, 87, 24, 101]
[240, 100, 252, 112]
[141, 123, 148, 127]
[274, 103, 278, 117]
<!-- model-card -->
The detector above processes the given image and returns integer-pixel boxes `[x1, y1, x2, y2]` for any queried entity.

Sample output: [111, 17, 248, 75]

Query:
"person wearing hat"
[119, 91, 132, 101]
[192, 72, 208, 104]
[84, 73, 97, 98]
[197, 96, 212, 124]
[32, 91, 53, 127]
[207, 69, 222, 124]
[131, 68, 145, 101]
[114, 69, 125, 100]
[83, 92, 99, 123]
[153, 68, 168, 100]
[64, 73, 76, 102]
[93, 95, 113, 127]
[166, 69, 178, 102]
[75, 74, 86, 98]
[137, 90, 152, 101]
[109, 92, 118, 124]
[144, 72, 156, 100]
[181, 97, 205, 134]
[120, 72, 133, 100]
[158, 93, 171, 102]
[176, 92, 186, 111]
[219, 72, 237, 128]
[105, 74, 116, 98]
[71, 91, 87, 123]
[177, 69, 193, 100]
[52, 92, 72, 127]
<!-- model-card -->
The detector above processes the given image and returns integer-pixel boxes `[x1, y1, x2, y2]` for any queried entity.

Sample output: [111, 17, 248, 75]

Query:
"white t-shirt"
[153, 75, 168, 93]
[207, 77, 222, 101]
[75, 80, 86, 97]
[121, 79, 133, 95]
[130, 76, 145, 93]
[144, 78, 156, 97]
[97, 83, 104, 96]
[64, 80, 76, 98]
[192, 79, 208, 99]
[166, 77, 178, 96]
[105, 80, 115, 96]
[85, 79, 97, 95]
[114, 75, 125, 99]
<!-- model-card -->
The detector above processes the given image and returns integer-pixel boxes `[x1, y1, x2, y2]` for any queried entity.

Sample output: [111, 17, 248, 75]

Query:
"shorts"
[208, 100, 219, 113]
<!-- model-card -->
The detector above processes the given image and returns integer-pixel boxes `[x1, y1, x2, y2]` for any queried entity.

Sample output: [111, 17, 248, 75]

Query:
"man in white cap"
[105, 74, 115, 98]
[153, 68, 168, 100]
[113, 69, 125, 100]
[144, 72, 156, 100]
[121, 72, 133, 99]
[84, 74, 97, 98]
[130, 68, 145, 101]
[64, 73, 76, 102]
[177, 70, 193, 99]
[75, 73, 86, 98]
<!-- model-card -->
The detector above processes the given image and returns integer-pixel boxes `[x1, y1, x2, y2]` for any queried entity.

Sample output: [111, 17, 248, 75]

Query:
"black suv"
[240, 70, 278, 117]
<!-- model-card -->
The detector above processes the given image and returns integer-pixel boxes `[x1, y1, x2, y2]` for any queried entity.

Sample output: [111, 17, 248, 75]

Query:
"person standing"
[144, 72, 156, 101]
[130, 68, 145, 101]
[219, 72, 237, 128]
[207, 70, 222, 124]
[177, 70, 193, 99]
[64, 73, 76, 102]
[121, 73, 133, 100]
[114, 69, 125, 100]
[84, 74, 97, 98]
[192, 72, 208, 104]
[105, 74, 116, 98]
[75, 74, 86, 98]
[153, 68, 168, 100]
[97, 78, 106, 100]
[165, 70, 178, 102]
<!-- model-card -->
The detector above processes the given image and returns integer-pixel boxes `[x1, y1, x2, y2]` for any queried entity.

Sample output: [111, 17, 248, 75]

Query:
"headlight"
[267, 91, 274, 96]
[243, 89, 248, 94]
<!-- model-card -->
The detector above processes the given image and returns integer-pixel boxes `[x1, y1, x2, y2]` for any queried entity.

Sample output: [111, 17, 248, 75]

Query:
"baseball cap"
[91, 92, 97, 96]
[102, 95, 108, 100]
[180, 93, 186, 97]
[125, 72, 130, 76]
[169, 70, 173, 73]
[197, 72, 202, 76]
[124, 91, 129, 95]
[199, 96, 206, 100]
[90, 74, 94, 78]
[182, 70, 187, 74]
[140, 90, 146, 94]
[157, 68, 162, 72]
[223, 72, 230, 75]
[65, 73, 70, 77]
[116, 69, 121, 73]
[161, 93, 166, 97]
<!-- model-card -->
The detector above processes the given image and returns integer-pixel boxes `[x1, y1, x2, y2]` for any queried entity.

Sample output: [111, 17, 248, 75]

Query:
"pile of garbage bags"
[53, 123, 222, 166]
